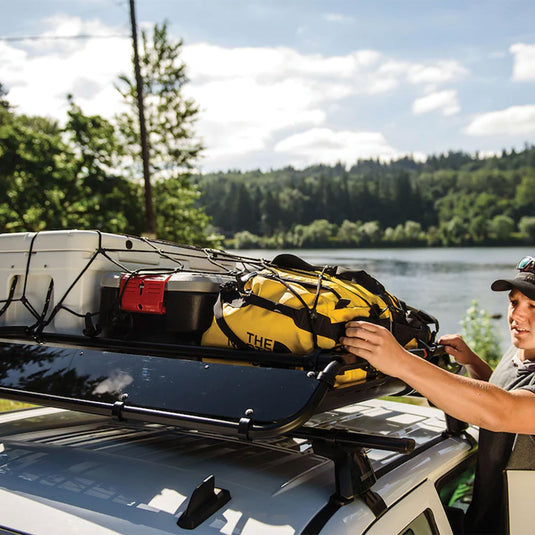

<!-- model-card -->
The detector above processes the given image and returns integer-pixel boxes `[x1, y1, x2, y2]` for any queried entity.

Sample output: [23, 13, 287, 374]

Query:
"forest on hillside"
[196, 147, 535, 248]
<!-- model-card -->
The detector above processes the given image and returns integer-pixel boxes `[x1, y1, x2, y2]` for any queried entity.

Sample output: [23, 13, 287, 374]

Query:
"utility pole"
[129, 0, 156, 237]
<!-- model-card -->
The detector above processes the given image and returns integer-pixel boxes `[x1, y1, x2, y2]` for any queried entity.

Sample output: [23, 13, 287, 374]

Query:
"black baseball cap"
[491, 256, 535, 300]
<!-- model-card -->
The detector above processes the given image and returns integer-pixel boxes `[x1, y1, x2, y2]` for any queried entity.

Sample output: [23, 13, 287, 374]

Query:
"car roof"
[0, 400, 476, 534]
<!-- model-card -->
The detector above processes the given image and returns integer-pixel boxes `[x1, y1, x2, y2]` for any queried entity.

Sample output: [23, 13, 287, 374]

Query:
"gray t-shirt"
[464, 347, 535, 535]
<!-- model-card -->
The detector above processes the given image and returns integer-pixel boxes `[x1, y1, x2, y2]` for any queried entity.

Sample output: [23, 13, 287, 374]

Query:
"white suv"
[0, 396, 476, 535]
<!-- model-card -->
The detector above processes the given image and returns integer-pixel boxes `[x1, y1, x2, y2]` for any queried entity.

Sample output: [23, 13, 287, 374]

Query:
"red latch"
[119, 274, 171, 314]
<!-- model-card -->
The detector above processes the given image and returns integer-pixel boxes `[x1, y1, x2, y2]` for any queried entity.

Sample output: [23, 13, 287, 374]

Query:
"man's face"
[508, 288, 535, 359]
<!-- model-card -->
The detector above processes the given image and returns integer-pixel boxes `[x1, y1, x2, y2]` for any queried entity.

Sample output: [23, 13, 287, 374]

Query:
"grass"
[381, 395, 429, 406]
[0, 399, 35, 412]
[0, 396, 427, 412]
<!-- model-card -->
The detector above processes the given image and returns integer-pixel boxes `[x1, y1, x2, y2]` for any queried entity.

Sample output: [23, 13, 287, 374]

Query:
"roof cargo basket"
[0, 333, 450, 441]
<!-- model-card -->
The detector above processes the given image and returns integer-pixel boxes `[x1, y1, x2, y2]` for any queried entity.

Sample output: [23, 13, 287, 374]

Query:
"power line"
[0, 34, 129, 42]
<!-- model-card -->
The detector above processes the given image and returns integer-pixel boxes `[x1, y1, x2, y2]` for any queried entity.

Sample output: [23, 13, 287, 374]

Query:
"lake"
[235, 247, 535, 352]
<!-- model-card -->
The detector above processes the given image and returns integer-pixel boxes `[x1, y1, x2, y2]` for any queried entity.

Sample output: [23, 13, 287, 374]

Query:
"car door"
[364, 480, 453, 535]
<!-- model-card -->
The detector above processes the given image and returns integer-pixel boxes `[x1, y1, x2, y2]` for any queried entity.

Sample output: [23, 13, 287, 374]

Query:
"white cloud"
[274, 128, 410, 168]
[412, 89, 460, 116]
[1, 16, 130, 120]
[465, 105, 535, 136]
[182, 43, 382, 82]
[1, 15, 468, 170]
[406, 61, 468, 85]
[510, 43, 535, 80]
[323, 13, 355, 24]
[181, 43, 466, 168]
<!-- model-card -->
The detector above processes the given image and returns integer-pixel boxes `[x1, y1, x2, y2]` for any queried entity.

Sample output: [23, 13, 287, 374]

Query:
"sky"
[1, 0, 535, 172]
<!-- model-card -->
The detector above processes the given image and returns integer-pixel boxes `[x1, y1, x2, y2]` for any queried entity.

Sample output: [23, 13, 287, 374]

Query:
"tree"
[0, 107, 75, 232]
[337, 220, 361, 246]
[0, 82, 9, 109]
[152, 175, 219, 246]
[518, 216, 535, 242]
[359, 221, 382, 245]
[116, 22, 210, 244]
[438, 216, 468, 246]
[488, 214, 515, 241]
[403, 220, 424, 244]
[461, 300, 501, 368]
[300, 219, 337, 247]
[469, 215, 489, 243]
[63, 97, 144, 234]
[232, 230, 262, 249]
[515, 169, 535, 212]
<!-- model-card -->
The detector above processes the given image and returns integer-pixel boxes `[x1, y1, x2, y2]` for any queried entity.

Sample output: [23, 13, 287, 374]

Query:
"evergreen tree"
[116, 22, 213, 245]
[0, 83, 9, 109]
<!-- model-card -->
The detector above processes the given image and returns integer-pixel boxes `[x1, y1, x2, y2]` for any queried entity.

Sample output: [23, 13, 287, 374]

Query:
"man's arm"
[341, 321, 535, 434]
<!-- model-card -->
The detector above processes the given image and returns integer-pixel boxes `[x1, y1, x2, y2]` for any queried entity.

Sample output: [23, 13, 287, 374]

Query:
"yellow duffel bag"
[201, 254, 438, 355]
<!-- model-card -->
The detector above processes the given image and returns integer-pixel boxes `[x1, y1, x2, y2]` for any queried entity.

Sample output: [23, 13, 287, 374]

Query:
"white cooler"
[0, 230, 235, 336]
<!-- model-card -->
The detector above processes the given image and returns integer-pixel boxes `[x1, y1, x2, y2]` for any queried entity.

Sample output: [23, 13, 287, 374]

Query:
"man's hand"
[341, 320, 411, 378]
[438, 334, 477, 365]
[438, 333, 492, 381]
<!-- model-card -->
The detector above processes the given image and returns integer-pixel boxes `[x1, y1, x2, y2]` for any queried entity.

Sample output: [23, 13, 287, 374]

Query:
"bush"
[518, 216, 535, 242]
[460, 300, 502, 368]
[230, 230, 262, 249]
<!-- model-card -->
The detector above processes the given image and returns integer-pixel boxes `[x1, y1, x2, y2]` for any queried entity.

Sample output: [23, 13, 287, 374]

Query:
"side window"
[435, 453, 477, 513]
[398, 509, 438, 535]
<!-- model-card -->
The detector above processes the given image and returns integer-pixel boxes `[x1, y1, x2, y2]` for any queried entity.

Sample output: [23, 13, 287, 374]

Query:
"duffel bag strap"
[391, 307, 438, 347]
[271, 253, 337, 276]
[245, 293, 320, 349]
[213, 284, 344, 351]
[336, 269, 387, 296]
[271, 253, 387, 301]
[213, 292, 249, 350]
[211, 280, 326, 350]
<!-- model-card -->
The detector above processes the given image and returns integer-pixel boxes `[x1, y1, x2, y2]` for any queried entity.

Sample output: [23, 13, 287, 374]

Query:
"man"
[341, 256, 535, 534]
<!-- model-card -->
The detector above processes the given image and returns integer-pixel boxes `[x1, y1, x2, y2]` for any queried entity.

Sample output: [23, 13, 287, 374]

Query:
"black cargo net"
[0, 230, 265, 339]
[0, 232, 438, 353]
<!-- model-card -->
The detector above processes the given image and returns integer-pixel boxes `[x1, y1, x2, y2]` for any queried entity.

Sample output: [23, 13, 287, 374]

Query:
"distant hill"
[195, 146, 535, 248]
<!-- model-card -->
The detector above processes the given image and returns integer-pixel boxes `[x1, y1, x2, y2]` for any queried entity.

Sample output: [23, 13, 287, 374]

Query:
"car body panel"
[0, 401, 477, 535]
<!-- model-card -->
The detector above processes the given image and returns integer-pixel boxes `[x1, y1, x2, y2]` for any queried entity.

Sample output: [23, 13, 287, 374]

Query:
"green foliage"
[337, 220, 361, 246]
[383, 220, 425, 246]
[488, 214, 515, 241]
[460, 300, 502, 368]
[0, 83, 9, 109]
[230, 231, 263, 249]
[0, 22, 218, 247]
[0, 93, 145, 235]
[515, 168, 535, 210]
[153, 175, 221, 247]
[0, 108, 75, 232]
[116, 21, 203, 175]
[64, 97, 145, 234]
[2, 57, 535, 250]
[518, 216, 535, 241]
[196, 146, 535, 249]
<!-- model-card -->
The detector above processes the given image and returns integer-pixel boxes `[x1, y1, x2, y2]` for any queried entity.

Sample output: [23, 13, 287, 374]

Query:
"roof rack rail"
[0, 332, 452, 440]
